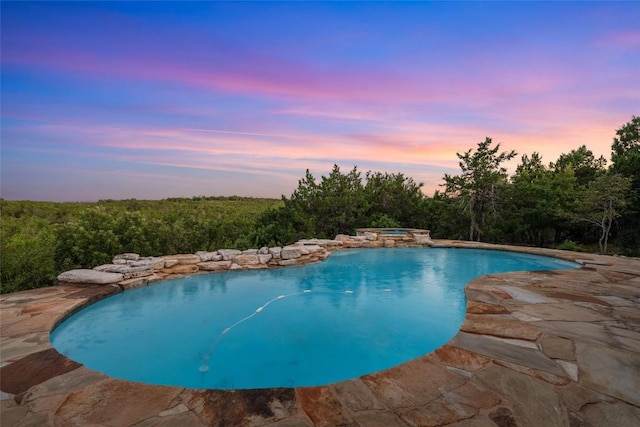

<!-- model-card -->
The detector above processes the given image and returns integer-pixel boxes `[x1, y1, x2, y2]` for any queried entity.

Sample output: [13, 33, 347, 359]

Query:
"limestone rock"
[233, 254, 260, 266]
[218, 249, 242, 260]
[258, 246, 270, 255]
[196, 251, 219, 262]
[162, 265, 198, 275]
[113, 253, 140, 262]
[269, 247, 282, 259]
[302, 244, 322, 254]
[197, 261, 232, 271]
[298, 238, 343, 247]
[281, 246, 305, 260]
[167, 254, 201, 265]
[243, 249, 258, 255]
[131, 258, 165, 270]
[93, 264, 153, 279]
[414, 234, 433, 245]
[57, 269, 124, 285]
[259, 254, 273, 264]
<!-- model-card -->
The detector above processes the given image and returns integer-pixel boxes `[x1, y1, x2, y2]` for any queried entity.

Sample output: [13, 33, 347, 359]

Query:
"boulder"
[363, 240, 384, 248]
[195, 251, 219, 262]
[281, 245, 308, 260]
[130, 258, 165, 270]
[233, 254, 261, 266]
[218, 249, 242, 260]
[166, 254, 201, 265]
[93, 264, 153, 279]
[269, 247, 282, 259]
[162, 264, 198, 275]
[258, 246, 270, 255]
[242, 249, 258, 255]
[298, 238, 343, 247]
[198, 260, 233, 271]
[303, 244, 323, 254]
[113, 253, 140, 262]
[163, 259, 179, 268]
[58, 269, 124, 285]
[363, 232, 377, 241]
[414, 234, 433, 245]
[259, 254, 273, 264]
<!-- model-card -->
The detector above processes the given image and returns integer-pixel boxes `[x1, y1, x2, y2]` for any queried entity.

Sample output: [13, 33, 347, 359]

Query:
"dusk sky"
[2, 1, 639, 201]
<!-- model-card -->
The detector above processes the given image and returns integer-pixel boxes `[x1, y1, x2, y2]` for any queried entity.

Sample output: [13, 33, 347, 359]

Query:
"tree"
[443, 138, 517, 241]
[572, 173, 631, 254]
[610, 116, 640, 254]
[364, 171, 426, 228]
[551, 145, 606, 187]
[507, 153, 577, 246]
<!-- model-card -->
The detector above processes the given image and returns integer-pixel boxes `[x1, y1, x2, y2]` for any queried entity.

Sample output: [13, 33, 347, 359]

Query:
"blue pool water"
[51, 248, 579, 389]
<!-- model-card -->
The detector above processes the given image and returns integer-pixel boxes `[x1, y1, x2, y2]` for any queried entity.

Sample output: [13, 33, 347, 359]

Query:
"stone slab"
[475, 365, 565, 427]
[536, 321, 615, 346]
[0, 348, 81, 395]
[460, 314, 541, 340]
[55, 379, 182, 426]
[514, 303, 612, 322]
[330, 379, 384, 412]
[449, 332, 565, 376]
[57, 269, 124, 285]
[540, 334, 575, 360]
[575, 341, 640, 406]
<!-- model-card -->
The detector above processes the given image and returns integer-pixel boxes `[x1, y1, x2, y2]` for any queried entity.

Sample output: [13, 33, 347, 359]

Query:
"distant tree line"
[1, 116, 638, 293]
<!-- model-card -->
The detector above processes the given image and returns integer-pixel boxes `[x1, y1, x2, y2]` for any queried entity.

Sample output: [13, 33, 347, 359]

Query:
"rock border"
[56, 229, 434, 290]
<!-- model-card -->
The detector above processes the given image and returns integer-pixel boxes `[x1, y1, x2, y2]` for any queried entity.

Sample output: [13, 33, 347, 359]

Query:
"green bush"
[556, 240, 585, 252]
[1, 216, 57, 293]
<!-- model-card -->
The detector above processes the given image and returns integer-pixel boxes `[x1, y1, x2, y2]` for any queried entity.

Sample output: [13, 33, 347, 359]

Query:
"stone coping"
[1, 241, 639, 426]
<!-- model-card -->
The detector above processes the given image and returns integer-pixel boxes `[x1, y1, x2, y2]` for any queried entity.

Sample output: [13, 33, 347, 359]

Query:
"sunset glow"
[2, 1, 638, 201]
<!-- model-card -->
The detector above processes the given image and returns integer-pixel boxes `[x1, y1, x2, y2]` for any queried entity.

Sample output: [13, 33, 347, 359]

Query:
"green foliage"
[610, 116, 640, 254]
[505, 153, 577, 246]
[369, 213, 401, 228]
[255, 165, 430, 245]
[1, 216, 57, 293]
[551, 145, 606, 187]
[1, 197, 280, 293]
[364, 171, 426, 228]
[569, 173, 631, 254]
[557, 240, 585, 252]
[443, 137, 517, 241]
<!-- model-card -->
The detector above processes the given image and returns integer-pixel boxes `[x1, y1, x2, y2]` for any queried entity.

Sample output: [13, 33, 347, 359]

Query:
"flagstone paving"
[1, 241, 639, 426]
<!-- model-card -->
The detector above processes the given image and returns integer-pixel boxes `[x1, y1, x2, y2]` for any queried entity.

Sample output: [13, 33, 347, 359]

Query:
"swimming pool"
[51, 248, 579, 389]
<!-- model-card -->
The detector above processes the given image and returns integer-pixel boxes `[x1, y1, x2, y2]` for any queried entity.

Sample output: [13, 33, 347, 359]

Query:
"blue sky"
[2, 1, 638, 201]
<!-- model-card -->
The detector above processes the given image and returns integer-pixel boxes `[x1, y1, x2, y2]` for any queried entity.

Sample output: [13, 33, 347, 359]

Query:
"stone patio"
[1, 241, 639, 426]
